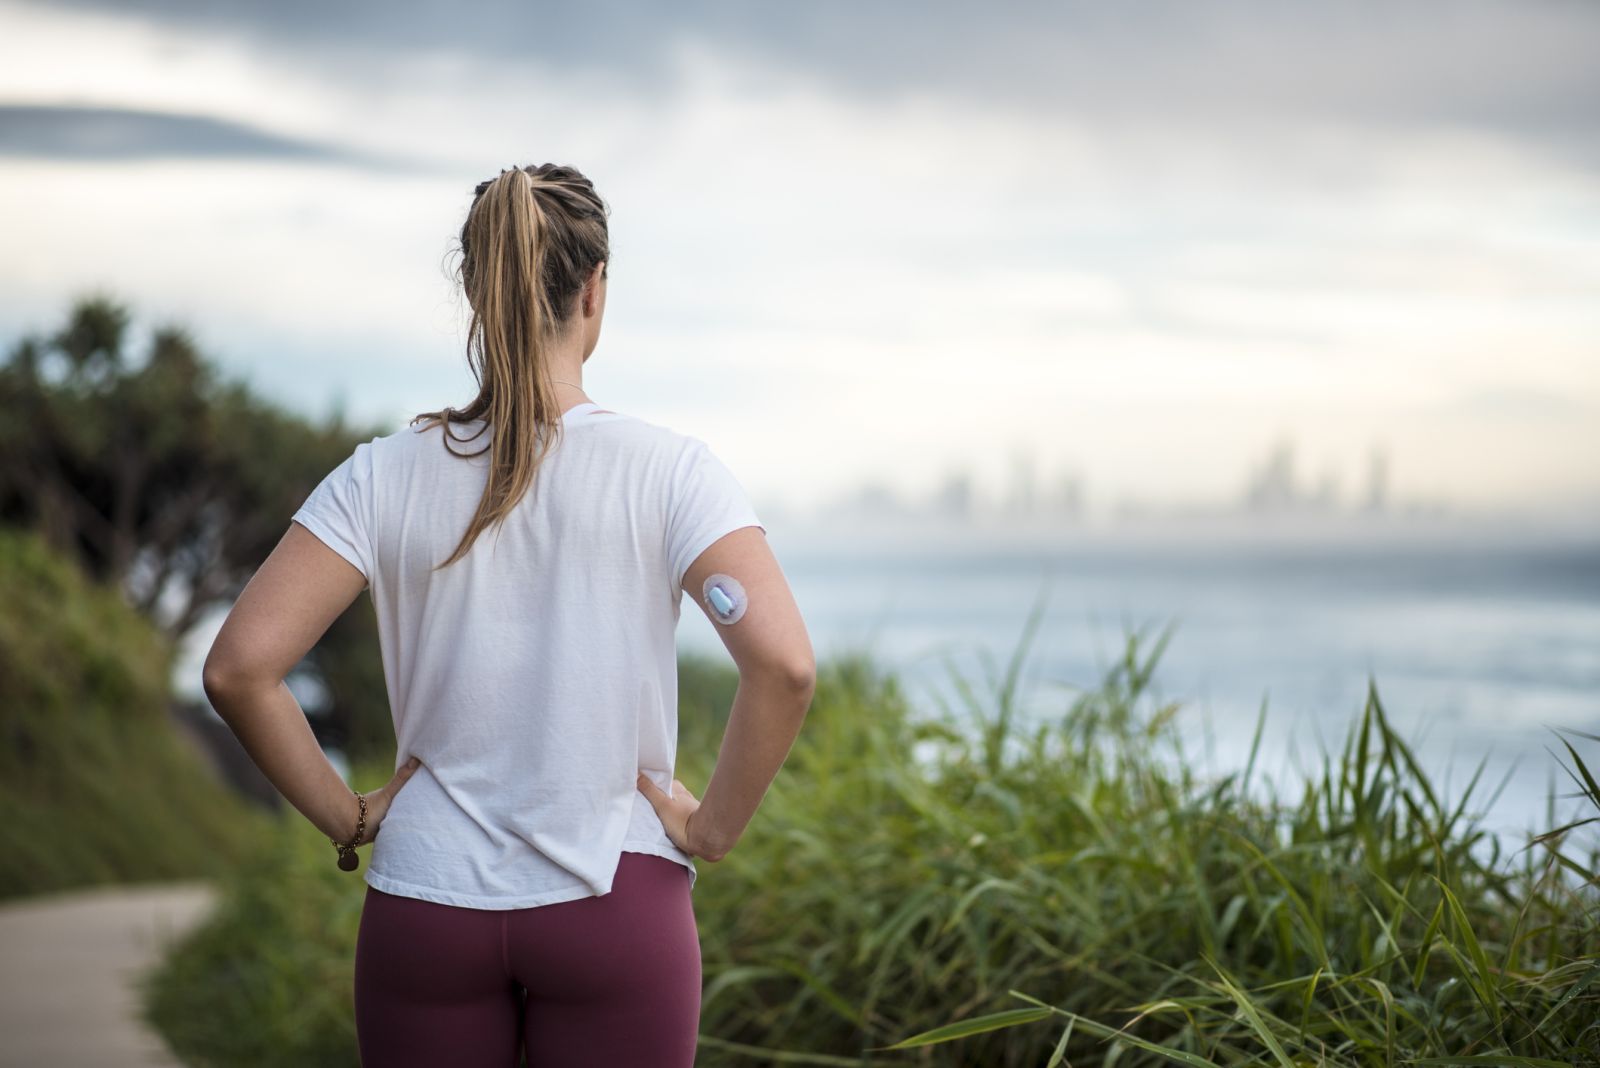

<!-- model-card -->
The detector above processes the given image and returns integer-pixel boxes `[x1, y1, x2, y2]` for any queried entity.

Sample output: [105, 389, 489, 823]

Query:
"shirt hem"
[619, 842, 699, 892]
[363, 847, 695, 909]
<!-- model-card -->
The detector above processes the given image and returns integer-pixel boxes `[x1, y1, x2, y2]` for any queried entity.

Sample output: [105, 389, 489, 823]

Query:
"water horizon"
[678, 512, 1600, 851]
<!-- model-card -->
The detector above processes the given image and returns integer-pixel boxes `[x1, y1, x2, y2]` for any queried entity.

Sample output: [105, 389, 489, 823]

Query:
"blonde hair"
[413, 163, 611, 570]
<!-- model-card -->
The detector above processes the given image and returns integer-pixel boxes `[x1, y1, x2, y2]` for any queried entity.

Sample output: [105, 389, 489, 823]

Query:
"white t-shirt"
[289, 400, 763, 909]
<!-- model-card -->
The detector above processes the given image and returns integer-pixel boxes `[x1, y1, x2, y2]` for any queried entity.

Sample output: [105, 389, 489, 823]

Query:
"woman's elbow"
[739, 649, 816, 703]
[201, 656, 245, 710]
[783, 653, 817, 704]
[201, 644, 270, 712]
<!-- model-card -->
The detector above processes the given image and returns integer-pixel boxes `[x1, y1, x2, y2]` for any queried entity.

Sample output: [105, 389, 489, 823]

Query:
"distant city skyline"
[809, 436, 1558, 527]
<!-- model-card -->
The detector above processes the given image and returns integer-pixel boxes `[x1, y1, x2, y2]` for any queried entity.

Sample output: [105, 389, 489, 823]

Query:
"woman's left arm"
[202, 522, 418, 846]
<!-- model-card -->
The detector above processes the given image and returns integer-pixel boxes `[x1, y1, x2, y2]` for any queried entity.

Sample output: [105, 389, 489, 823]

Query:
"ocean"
[677, 514, 1600, 847]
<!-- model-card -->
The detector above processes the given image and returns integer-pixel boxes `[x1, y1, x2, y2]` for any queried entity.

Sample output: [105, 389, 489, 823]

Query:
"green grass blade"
[866, 1007, 1054, 1050]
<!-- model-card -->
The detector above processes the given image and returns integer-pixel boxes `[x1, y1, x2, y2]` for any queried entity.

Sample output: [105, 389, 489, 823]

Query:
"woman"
[202, 162, 817, 1067]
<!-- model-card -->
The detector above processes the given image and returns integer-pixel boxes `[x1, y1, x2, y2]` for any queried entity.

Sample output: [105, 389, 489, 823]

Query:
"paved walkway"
[0, 881, 219, 1067]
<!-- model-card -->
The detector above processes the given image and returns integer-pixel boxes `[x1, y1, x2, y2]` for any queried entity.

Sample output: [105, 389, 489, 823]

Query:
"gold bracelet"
[332, 791, 367, 871]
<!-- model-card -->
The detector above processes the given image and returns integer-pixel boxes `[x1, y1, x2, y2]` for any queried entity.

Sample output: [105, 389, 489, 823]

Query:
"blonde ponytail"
[414, 163, 611, 570]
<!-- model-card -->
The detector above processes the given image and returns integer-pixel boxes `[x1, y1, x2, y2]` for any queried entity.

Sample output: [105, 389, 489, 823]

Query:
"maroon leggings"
[354, 851, 701, 1067]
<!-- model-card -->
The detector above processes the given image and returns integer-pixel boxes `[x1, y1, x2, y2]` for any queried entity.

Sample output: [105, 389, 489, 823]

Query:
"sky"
[2, 0, 1597, 521]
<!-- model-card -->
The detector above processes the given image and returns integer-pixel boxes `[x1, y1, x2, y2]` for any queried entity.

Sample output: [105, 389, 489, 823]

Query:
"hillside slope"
[0, 527, 268, 900]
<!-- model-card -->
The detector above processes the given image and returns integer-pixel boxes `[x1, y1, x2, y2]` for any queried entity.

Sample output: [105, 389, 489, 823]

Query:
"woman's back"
[291, 399, 765, 909]
[208, 162, 812, 1064]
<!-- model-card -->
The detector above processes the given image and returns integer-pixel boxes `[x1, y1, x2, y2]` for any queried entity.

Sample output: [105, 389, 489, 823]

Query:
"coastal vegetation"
[141, 613, 1599, 1065]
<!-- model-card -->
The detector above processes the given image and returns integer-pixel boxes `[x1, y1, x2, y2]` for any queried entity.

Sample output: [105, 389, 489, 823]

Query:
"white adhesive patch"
[702, 573, 748, 624]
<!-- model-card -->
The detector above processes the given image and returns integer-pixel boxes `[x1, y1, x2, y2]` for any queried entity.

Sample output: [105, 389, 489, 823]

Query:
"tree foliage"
[0, 292, 395, 760]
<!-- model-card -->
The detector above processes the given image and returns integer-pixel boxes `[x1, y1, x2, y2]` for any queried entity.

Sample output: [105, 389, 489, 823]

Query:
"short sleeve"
[665, 438, 764, 593]
[291, 440, 376, 586]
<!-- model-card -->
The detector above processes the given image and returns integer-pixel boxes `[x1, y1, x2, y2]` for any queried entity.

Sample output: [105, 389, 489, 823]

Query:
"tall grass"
[690, 606, 1598, 1065]
[142, 613, 1599, 1066]
[139, 807, 374, 1066]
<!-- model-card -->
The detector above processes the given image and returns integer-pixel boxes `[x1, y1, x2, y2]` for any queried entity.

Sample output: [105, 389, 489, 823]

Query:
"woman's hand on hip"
[636, 773, 720, 862]
[363, 756, 422, 843]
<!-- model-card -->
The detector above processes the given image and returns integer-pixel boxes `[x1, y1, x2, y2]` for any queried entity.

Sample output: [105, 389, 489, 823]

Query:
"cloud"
[23, 0, 1600, 174]
[0, 103, 431, 168]
[2, 0, 1598, 513]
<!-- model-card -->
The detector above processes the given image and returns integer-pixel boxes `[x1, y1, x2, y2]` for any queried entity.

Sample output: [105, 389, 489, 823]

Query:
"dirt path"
[0, 881, 219, 1067]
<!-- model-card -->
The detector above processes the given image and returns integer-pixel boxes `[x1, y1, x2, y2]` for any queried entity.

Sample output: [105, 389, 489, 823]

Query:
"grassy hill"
[0, 526, 269, 900]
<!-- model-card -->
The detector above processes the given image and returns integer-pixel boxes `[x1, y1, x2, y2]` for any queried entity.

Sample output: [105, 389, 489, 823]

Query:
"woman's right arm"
[676, 524, 815, 861]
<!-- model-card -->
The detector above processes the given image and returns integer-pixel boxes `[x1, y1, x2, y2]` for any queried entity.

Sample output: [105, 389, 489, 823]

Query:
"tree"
[0, 292, 395, 761]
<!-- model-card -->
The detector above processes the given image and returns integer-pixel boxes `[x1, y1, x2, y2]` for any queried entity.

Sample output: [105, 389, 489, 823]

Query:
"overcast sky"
[2, 0, 1597, 519]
